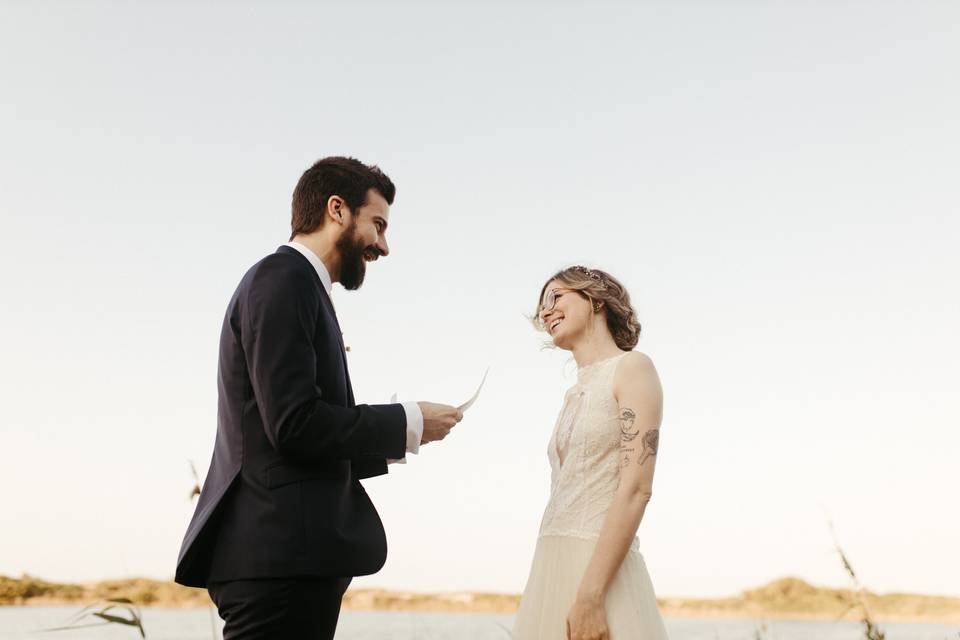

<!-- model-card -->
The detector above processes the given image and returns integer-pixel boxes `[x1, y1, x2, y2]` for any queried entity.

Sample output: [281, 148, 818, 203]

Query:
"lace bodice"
[539, 352, 638, 549]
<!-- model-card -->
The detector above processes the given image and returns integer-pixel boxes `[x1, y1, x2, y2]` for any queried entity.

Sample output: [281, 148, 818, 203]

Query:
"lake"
[1, 607, 958, 639]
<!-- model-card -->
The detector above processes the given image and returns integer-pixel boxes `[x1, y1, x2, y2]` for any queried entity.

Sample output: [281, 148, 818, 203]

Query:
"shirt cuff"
[401, 401, 423, 455]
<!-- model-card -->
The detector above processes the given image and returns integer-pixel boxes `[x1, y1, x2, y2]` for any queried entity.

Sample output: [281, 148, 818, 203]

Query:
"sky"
[1, 1, 958, 599]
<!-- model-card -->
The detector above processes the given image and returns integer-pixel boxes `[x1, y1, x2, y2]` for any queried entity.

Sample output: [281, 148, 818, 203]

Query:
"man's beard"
[336, 221, 372, 290]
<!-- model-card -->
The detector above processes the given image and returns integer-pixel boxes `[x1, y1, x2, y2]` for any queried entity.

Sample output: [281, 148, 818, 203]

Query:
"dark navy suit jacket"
[175, 246, 407, 588]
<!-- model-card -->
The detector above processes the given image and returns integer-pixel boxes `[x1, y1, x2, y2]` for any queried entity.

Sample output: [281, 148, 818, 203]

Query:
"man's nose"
[375, 236, 389, 258]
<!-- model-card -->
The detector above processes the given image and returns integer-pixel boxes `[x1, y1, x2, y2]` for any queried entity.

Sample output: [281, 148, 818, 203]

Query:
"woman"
[513, 266, 669, 640]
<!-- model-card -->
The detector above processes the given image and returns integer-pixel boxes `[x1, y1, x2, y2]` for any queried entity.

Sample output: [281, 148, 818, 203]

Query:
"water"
[1, 607, 958, 640]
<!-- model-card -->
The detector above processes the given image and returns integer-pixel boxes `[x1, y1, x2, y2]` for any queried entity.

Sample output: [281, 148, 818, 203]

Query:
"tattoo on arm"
[619, 408, 639, 441]
[619, 408, 640, 467]
[638, 429, 659, 465]
[620, 407, 660, 467]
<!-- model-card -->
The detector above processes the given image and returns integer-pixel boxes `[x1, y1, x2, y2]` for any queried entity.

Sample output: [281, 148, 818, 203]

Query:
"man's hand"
[417, 402, 463, 444]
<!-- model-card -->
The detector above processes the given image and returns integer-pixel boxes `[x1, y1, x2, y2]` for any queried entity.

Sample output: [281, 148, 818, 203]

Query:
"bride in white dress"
[513, 266, 669, 640]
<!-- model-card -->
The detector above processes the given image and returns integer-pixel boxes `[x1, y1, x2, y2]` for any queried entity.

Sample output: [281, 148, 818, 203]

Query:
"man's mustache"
[362, 246, 384, 261]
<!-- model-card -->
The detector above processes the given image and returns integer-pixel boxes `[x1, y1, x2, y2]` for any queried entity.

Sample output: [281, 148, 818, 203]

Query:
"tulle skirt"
[512, 535, 669, 639]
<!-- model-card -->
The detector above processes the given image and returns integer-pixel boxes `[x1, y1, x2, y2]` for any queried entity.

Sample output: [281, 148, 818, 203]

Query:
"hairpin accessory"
[572, 266, 606, 289]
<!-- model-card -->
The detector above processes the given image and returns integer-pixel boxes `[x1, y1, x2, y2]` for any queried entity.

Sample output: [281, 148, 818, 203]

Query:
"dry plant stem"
[189, 460, 201, 501]
[828, 518, 886, 640]
[42, 598, 146, 638]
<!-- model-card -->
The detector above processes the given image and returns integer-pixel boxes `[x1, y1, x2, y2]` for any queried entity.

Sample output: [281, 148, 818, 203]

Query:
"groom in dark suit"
[175, 157, 463, 639]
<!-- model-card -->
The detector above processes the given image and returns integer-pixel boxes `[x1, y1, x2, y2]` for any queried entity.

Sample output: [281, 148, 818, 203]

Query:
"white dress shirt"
[285, 241, 424, 457]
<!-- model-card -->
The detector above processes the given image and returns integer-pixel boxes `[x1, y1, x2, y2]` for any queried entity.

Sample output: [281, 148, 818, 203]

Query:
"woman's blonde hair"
[533, 265, 642, 350]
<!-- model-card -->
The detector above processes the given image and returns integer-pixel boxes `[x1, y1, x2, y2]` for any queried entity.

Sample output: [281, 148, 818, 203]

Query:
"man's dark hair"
[290, 156, 396, 239]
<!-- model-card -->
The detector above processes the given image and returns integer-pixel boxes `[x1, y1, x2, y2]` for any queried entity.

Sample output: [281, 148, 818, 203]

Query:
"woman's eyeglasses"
[539, 288, 567, 315]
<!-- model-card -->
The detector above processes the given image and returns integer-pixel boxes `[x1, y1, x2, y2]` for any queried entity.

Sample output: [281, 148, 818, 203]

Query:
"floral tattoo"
[638, 429, 659, 465]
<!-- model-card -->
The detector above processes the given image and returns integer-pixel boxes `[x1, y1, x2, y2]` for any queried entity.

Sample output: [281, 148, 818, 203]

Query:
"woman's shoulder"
[617, 350, 654, 371]
[613, 351, 660, 392]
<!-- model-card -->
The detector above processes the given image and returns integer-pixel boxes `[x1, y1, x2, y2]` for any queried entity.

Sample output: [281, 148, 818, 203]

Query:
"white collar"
[284, 241, 333, 297]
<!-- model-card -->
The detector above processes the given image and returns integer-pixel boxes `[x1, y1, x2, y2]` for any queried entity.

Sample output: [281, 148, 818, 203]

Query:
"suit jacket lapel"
[276, 246, 354, 406]
[316, 285, 356, 407]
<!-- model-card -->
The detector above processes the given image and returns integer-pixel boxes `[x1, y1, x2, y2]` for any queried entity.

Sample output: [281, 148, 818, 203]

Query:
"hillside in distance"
[2, 575, 959, 622]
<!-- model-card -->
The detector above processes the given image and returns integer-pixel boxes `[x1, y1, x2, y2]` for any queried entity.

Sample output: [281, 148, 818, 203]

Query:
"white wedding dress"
[513, 353, 669, 639]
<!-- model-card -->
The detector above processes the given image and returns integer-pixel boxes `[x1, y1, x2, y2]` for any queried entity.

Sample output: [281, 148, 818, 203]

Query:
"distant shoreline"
[3, 576, 959, 624]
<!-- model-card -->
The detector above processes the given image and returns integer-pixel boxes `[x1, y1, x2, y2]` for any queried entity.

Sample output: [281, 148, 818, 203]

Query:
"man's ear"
[326, 195, 346, 225]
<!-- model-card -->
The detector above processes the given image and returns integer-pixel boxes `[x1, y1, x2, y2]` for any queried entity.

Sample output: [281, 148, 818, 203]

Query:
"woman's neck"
[570, 323, 623, 368]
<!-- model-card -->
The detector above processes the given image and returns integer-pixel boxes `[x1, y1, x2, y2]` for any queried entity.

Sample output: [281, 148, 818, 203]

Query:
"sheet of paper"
[457, 367, 490, 412]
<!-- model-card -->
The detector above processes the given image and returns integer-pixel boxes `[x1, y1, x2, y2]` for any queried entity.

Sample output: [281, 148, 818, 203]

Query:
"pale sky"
[1, 1, 958, 599]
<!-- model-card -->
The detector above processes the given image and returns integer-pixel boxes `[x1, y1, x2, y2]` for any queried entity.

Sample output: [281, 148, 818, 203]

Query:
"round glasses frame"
[539, 288, 564, 315]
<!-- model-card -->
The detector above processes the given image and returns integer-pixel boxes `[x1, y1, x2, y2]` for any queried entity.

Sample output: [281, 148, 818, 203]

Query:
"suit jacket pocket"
[262, 461, 349, 489]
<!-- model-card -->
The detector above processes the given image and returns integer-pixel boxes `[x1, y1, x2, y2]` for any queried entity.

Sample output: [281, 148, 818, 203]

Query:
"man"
[175, 156, 463, 638]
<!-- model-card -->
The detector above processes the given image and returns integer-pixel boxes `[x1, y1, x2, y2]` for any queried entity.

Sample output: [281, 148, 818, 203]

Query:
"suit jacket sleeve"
[240, 256, 407, 463]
